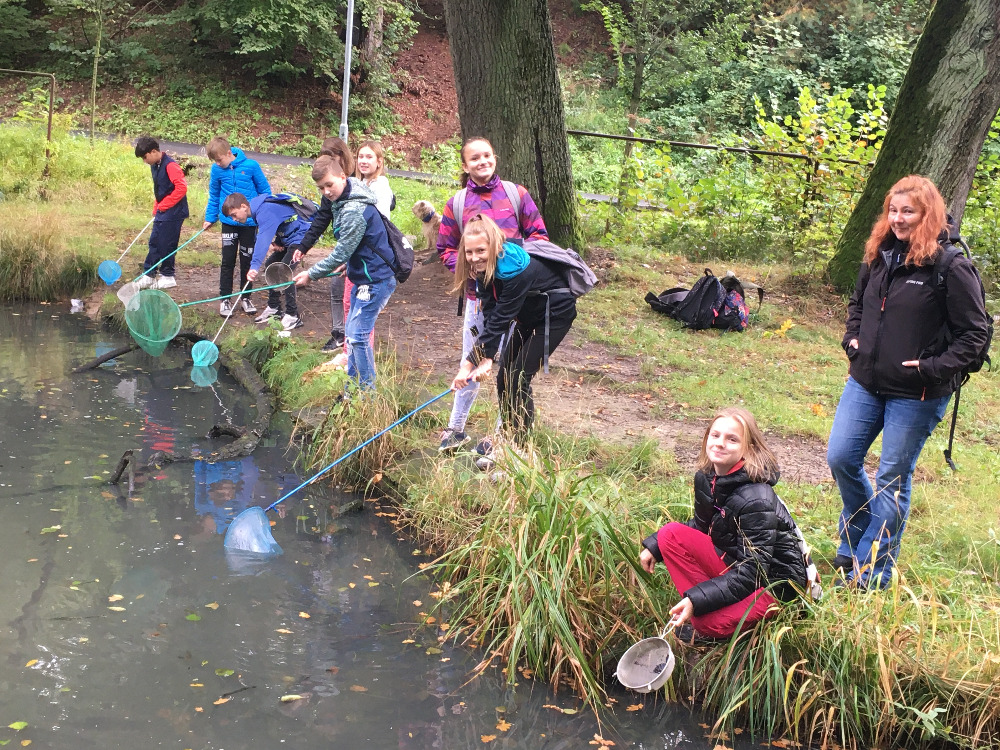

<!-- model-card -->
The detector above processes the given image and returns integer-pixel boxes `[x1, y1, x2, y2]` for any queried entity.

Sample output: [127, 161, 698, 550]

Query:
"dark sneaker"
[474, 437, 494, 456]
[438, 429, 469, 452]
[322, 333, 345, 352]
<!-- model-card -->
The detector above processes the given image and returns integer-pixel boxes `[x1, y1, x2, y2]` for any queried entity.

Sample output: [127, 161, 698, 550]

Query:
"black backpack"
[646, 269, 762, 331]
[373, 210, 414, 284]
[933, 239, 994, 470]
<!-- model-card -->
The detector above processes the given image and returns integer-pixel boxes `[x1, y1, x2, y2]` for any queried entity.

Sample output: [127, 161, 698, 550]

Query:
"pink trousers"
[657, 522, 779, 638]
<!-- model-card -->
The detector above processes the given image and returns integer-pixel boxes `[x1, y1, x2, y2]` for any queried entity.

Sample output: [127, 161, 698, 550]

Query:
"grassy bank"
[5, 127, 1000, 748]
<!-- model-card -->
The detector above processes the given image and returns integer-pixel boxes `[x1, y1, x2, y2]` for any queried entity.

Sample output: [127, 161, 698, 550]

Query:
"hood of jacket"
[229, 147, 248, 169]
[332, 177, 378, 210]
[495, 240, 530, 280]
[709, 465, 780, 504]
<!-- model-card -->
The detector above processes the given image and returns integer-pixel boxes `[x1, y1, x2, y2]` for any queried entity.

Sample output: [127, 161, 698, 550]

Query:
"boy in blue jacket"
[134, 136, 188, 290]
[202, 136, 271, 317]
[221, 192, 313, 332]
[292, 154, 397, 390]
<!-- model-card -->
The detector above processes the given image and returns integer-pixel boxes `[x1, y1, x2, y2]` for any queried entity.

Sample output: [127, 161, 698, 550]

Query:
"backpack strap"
[500, 180, 524, 235]
[932, 240, 971, 471]
[454, 188, 468, 234]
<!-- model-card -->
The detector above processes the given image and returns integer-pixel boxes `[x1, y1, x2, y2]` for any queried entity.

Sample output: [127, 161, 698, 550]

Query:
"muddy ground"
[88, 236, 833, 486]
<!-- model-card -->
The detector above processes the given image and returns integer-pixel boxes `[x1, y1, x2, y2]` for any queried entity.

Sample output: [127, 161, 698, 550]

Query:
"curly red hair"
[863, 175, 947, 267]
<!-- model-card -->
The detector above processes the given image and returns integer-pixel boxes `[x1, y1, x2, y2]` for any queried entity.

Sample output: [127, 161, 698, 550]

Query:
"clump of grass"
[0, 207, 99, 301]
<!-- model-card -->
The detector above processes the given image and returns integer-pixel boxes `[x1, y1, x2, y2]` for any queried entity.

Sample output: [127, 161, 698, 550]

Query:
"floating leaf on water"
[108, 594, 124, 602]
[20, 741, 30, 747]
[275, 628, 293, 634]
[298, 612, 310, 619]
[190, 682, 204, 688]
[194, 707, 203, 713]
[626, 703, 643, 712]
[401, 639, 415, 644]
[412, 600, 422, 607]
[108, 606, 126, 612]
[367, 581, 379, 587]
[40, 526, 61, 534]
[280, 695, 304, 702]
[348, 582, 356, 589]
[204, 602, 219, 610]
[186, 613, 201, 621]
[349, 685, 367, 692]
[496, 719, 512, 732]
[481, 735, 496, 743]
[214, 668, 234, 677]
[213, 697, 230, 705]
[7, 723, 27, 732]
[425, 647, 442, 655]
[201, 661, 209, 667]
[25, 660, 37, 667]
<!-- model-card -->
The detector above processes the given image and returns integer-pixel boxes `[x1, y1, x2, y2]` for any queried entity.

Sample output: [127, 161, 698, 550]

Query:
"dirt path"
[88, 241, 832, 486]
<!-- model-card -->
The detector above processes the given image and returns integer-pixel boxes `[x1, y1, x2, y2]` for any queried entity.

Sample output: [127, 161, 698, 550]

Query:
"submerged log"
[73, 330, 276, 480]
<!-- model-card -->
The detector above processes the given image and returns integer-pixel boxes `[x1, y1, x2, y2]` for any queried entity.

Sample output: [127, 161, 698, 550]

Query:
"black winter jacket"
[474, 257, 577, 361]
[844, 236, 990, 400]
[642, 468, 807, 617]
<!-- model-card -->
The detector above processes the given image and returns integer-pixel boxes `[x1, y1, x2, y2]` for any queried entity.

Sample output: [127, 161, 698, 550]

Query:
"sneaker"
[322, 332, 345, 352]
[438, 429, 469, 453]
[240, 297, 257, 315]
[219, 300, 234, 317]
[475, 453, 496, 472]
[134, 275, 155, 290]
[474, 438, 494, 456]
[281, 314, 304, 331]
[254, 306, 280, 324]
[153, 275, 177, 290]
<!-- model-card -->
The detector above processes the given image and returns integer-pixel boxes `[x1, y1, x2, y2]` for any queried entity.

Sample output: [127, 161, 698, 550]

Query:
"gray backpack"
[522, 239, 597, 298]
[455, 180, 523, 234]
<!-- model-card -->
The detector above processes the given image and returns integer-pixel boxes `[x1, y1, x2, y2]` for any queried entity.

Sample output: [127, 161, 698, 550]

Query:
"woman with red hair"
[826, 175, 990, 589]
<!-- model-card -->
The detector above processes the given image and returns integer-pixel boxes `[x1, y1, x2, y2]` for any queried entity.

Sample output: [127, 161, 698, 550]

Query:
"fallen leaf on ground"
[349, 685, 368, 692]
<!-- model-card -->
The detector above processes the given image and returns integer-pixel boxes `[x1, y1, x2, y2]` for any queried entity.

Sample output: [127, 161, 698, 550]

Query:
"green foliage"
[0, 205, 100, 301]
[0, 0, 46, 67]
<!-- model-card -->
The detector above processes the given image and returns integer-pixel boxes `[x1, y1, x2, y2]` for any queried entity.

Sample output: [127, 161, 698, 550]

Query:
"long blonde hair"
[452, 214, 506, 293]
[695, 407, 779, 481]
[354, 140, 386, 182]
[863, 175, 947, 267]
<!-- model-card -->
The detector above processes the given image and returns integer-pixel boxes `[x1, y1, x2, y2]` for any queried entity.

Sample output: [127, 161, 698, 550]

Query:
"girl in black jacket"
[826, 175, 990, 590]
[640, 407, 807, 639]
[449, 215, 576, 469]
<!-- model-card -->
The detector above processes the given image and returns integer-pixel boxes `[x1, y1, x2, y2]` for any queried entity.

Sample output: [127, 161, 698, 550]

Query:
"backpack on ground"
[455, 180, 523, 235]
[645, 268, 762, 331]
[265, 193, 318, 221]
[933, 237, 994, 470]
[373, 210, 415, 284]
[522, 238, 597, 298]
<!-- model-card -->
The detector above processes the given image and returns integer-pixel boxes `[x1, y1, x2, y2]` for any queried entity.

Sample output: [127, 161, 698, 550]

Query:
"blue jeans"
[346, 276, 396, 389]
[826, 377, 949, 588]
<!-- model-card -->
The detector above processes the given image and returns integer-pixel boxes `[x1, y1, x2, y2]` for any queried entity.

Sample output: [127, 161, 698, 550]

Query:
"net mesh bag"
[124, 290, 182, 356]
[224, 507, 283, 555]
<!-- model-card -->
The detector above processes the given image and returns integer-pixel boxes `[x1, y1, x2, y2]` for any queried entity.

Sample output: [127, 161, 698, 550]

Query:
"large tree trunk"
[442, 0, 584, 250]
[827, 0, 1000, 290]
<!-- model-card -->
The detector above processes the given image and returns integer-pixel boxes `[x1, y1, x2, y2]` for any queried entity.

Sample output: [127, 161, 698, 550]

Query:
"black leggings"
[496, 310, 575, 443]
[220, 224, 256, 298]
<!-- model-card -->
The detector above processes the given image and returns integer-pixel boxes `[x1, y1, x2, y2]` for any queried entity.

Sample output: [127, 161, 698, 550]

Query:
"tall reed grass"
[0, 207, 99, 301]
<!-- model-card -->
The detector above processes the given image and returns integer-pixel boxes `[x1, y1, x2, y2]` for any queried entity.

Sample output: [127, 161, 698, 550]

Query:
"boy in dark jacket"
[202, 136, 271, 317]
[222, 192, 313, 332]
[134, 136, 188, 290]
[291, 155, 398, 390]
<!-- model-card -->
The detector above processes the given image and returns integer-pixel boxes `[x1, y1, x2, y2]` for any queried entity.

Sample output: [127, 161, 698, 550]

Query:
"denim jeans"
[346, 276, 396, 389]
[448, 298, 483, 432]
[826, 377, 949, 588]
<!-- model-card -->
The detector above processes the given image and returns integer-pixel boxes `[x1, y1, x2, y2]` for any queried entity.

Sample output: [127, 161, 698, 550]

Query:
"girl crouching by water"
[639, 408, 808, 640]
[449, 214, 576, 470]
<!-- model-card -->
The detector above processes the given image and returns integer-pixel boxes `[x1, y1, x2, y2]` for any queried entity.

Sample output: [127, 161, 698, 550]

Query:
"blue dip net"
[223, 507, 283, 555]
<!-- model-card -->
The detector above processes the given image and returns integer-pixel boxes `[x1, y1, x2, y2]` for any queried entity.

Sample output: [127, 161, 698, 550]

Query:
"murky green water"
[0, 304, 747, 749]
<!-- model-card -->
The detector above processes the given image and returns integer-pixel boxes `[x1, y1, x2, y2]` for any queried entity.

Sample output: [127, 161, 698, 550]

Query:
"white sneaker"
[240, 297, 257, 315]
[254, 306, 280, 323]
[281, 314, 303, 331]
[220, 300, 234, 317]
[153, 276, 177, 290]
[134, 275, 155, 290]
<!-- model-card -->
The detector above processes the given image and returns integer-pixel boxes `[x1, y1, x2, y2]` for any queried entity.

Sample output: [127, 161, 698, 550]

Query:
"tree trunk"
[827, 0, 1000, 290]
[442, 0, 583, 250]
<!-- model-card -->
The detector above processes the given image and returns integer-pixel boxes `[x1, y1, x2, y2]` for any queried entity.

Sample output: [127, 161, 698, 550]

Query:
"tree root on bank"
[72, 330, 276, 482]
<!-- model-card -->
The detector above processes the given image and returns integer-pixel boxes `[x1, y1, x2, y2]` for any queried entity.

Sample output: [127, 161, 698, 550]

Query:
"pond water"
[0, 304, 754, 749]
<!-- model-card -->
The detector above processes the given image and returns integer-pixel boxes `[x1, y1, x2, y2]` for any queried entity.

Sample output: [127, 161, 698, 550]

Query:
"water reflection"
[0, 303, 744, 750]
